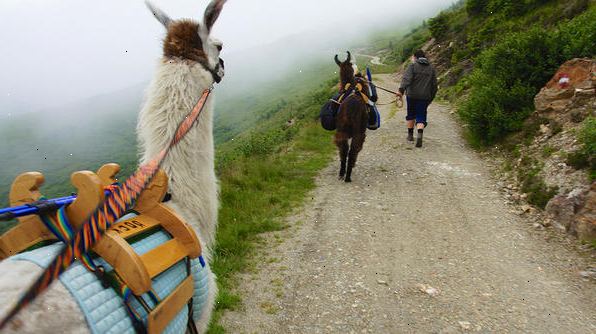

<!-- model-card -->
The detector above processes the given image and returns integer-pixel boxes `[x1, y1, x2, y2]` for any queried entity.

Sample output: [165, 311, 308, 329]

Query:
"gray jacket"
[399, 58, 438, 101]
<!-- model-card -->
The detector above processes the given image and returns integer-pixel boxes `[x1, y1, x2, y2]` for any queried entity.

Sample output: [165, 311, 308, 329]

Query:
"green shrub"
[568, 117, 596, 179]
[567, 150, 590, 169]
[458, 8, 596, 145]
[429, 12, 449, 40]
[523, 174, 559, 208]
[542, 145, 556, 158]
[555, 6, 596, 60]
[580, 117, 596, 157]
[459, 72, 535, 144]
[466, 0, 489, 16]
[517, 156, 558, 208]
[487, 0, 529, 17]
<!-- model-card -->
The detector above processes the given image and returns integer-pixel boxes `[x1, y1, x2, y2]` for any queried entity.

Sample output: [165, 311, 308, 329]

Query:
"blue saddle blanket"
[11, 230, 210, 334]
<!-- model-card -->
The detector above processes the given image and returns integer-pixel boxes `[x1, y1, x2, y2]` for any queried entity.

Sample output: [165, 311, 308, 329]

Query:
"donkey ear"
[204, 0, 227, 32]
[145, 1, 172, 28]
[335, 55, 341, 66]
[346, 51, 352, 63]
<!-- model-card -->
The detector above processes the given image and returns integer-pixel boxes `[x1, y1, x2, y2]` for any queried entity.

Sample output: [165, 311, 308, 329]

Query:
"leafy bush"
[580, 117, 596, 158]
[522, 173, 559, 208]
[459, 72, 536, 144]
[542, 145, 556, 158]
[466, 0, 489, 16]
[568, 117, 596, 179]
[567, 150, 590, 170]
[518, 156, 558, 208]
[429, 12, 449, 40]
[459, 8, 596, 145]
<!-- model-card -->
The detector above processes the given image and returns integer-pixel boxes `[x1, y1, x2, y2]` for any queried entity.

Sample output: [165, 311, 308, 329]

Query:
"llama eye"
[216, 44, 222, 51]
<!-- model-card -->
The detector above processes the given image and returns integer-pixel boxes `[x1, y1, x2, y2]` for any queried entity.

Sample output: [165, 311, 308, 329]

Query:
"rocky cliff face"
[523, 58, 595, 241]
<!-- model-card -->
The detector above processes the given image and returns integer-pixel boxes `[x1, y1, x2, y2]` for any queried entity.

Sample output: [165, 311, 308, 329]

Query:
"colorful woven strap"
[39, 205, 97, 272]
[0, 88, 213, 329]
[39, 205, 74, 243]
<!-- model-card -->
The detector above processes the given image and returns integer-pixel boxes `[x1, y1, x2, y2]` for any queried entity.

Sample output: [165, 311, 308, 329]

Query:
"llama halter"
[0, 87, 214, 330]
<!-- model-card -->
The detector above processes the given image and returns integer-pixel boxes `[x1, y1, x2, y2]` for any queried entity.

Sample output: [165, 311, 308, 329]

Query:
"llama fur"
[137, 60, 219, 259]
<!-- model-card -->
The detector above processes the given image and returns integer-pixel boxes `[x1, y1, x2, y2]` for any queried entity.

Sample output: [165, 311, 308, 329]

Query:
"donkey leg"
[335, 133, 349, 179]
[345, 133, 366, 183]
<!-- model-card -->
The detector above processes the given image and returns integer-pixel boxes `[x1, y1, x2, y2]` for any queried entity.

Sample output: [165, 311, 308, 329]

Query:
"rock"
[377, 280, 389, 286]
[575, 88, 596, 99]
[417, 284, 440, 297]
[540, 124, 550, 134]
[534, 58, 595, 124]
[521, 205, 533, 213]
[570, 110, 586, 123]
[458, 321, 472, 331]
[578, 268, 596, 280]
[572, 184, 596, 241]
[545, 194, 576, 230]
[546, 185, 595, 241]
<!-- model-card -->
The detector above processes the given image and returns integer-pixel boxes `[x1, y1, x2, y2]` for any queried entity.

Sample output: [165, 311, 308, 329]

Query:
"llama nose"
[218, 58, 224, 69]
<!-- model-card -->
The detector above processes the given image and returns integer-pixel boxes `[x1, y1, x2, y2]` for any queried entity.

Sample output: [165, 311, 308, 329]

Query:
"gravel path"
[220, 74, 596, 333]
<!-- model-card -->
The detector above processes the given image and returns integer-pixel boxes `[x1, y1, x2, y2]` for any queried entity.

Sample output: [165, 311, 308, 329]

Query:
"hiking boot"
[416, 130, 423, 148]
[407, 133, 414, 142]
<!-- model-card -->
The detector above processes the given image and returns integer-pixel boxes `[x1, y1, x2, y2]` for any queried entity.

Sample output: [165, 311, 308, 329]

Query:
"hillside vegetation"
[440, 0, 595, 146]
[364, 0, 594, 146]
[360, 0, 594, 231]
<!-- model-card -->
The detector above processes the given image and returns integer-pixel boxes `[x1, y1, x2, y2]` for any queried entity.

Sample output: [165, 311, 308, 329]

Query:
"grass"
[207, 86, 336, 332]
[259, 301, 279, 315]
[542, 145, 556, 158]
[517, 156, 559, 208]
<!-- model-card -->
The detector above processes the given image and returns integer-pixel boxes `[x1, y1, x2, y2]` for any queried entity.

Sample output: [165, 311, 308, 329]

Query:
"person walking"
[396, 49, 438, 148]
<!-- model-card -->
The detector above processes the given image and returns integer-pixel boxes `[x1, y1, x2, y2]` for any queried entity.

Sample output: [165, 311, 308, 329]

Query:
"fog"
[0, 0, 451, 115]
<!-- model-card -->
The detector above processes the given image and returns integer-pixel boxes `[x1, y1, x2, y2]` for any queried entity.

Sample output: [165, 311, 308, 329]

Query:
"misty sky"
[0, 0, 450, 113]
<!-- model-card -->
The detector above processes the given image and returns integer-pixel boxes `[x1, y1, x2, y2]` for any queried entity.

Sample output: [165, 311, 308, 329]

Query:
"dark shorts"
[406, 97, 430, 126]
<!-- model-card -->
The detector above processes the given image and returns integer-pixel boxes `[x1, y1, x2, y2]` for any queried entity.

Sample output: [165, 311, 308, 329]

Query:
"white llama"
[0, 1, 226, 333]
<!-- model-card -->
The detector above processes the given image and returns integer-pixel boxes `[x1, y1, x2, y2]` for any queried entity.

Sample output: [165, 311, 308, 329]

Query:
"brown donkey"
[334, 51, 369, 182]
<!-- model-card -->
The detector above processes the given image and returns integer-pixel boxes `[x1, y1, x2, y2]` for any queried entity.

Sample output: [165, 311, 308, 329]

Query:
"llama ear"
[204, 0, 227, 32]
[145, 1, 172, 28]
[335, 55, 341, 66]
[346, 51, 351, 63]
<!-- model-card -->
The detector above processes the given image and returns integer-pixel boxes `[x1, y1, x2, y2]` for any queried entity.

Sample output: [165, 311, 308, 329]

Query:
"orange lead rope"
[0, 87, 213, 329]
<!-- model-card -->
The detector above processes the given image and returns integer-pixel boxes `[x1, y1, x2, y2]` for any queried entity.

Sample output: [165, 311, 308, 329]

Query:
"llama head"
[335, 51, 356, 89]
[146, 0, 227, 83]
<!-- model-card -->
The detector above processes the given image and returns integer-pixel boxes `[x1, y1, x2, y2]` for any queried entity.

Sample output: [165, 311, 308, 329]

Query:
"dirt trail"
[355, 53, 385, 66]
[220, 74, 596, 333]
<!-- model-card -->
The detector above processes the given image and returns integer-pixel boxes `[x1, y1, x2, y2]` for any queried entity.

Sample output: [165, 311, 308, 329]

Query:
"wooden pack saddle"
[0, 163, 202, 334]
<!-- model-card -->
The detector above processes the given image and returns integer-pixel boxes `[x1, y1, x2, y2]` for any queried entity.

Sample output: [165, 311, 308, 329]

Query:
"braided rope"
[0, 87, 213, 329]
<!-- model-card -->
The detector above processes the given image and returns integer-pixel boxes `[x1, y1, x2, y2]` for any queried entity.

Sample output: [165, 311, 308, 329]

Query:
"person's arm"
[398, 64, 414, 95]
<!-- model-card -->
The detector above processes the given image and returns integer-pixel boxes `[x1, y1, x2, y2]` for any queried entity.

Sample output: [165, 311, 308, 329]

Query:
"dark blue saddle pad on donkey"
[320, 93, 341, 131]
[367, 104, 381, 130]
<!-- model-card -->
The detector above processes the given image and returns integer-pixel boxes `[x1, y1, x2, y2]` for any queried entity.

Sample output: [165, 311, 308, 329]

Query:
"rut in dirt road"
[220, 74, 596, 333]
